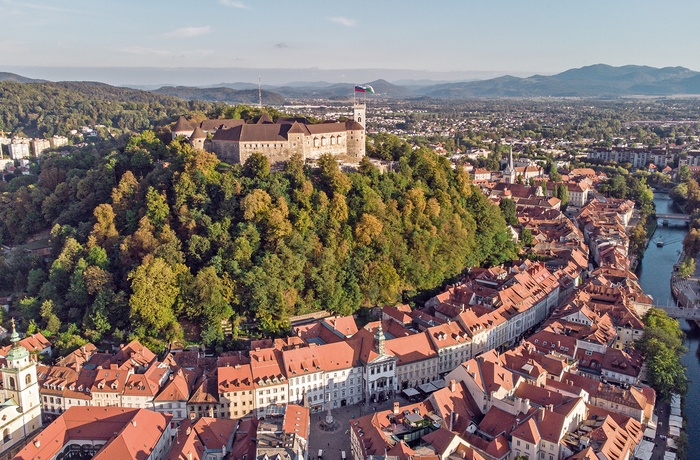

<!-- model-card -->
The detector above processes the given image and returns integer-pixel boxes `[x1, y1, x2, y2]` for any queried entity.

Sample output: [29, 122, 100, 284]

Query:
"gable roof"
[16, 407, 172, 460]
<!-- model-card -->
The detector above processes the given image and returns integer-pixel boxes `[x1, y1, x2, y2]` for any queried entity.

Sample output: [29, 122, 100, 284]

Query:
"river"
[637, 192, 698, 458]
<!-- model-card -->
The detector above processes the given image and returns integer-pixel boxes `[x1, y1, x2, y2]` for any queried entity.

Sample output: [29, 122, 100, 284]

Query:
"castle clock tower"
[354, 102, 366, 129]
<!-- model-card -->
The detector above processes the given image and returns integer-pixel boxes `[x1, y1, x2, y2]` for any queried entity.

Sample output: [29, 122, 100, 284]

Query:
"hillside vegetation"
[0, 134, 516, 352]
[0, 81, 214, 137]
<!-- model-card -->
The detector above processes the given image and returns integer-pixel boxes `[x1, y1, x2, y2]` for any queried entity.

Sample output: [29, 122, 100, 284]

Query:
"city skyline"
[2, 0, 700, 86]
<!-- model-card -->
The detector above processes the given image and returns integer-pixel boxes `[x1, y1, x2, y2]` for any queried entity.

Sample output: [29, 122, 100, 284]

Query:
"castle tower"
[353, 102, 366, 129]
[2, 319, 41, 433]
[190, 126, 206, 150]
[172, 116, 195, 140]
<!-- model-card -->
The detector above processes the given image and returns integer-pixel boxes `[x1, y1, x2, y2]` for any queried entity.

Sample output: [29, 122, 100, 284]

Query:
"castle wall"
[238, 140, 295, 167]
[303, 133, 353, 160]
[212, 141, 241, 164]
[212, 126, 365, 165]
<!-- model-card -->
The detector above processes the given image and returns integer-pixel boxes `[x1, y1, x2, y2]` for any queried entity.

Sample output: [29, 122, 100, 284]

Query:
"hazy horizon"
[2, 65, 546, 87]
[3, 0, 700, 87]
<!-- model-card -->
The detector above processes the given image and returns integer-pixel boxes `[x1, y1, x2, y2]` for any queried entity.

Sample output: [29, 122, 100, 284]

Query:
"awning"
[633, 439, 654, 460]
[402, 388, 420, 397]
[669, 415, 683, 427]
[418, 383, 438, 394]
[643, 427, 656, 440]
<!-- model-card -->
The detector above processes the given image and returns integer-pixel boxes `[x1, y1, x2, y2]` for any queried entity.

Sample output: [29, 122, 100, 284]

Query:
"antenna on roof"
[258, 76, 263, 109]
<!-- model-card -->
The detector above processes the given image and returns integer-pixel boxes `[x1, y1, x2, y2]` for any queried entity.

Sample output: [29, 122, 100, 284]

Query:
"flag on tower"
[355, 85, 375, 93]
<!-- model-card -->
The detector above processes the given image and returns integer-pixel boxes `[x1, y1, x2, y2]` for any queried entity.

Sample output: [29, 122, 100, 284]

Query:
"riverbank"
[638, 192, 691, 459]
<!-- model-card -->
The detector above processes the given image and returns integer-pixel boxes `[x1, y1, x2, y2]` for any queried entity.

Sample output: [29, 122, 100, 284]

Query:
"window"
[7, 377, 14, 390]
[25, 374, 31, 385]
[2, 428, 10, 443]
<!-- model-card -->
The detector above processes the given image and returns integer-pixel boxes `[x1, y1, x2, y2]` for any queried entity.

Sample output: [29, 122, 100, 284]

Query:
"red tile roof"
[16, 406, 172, 460]
[193, 416, 237, 450]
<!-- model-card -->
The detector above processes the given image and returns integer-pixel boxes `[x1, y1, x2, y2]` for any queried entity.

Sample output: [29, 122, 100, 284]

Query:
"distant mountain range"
[420, 64, 700, 98]
[152, 86, 286, 105]
[163, 65, 700, 100]
[5, 65, 700, 100]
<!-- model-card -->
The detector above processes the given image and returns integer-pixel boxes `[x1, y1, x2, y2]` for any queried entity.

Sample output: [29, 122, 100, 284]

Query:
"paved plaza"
[308, 396, 410, 460]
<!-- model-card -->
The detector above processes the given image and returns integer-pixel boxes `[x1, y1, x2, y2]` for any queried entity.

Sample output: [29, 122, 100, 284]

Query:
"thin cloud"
[118, 46, 214, 59]
[0, 0, 89, 18]
[274, 43, 289, 49]
[163, 26, 212, 39]
[119, 46, 172, 57]
[328, 16, 356, 27]
[219, 0, 249, 9]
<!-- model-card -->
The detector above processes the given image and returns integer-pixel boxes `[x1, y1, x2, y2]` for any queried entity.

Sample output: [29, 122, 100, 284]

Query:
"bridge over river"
[656, 305, 700, 320]
[656, 213, 691, 222]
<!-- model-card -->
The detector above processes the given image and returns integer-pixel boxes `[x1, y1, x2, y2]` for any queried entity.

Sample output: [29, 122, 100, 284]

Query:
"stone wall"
[212, 141, 241, 164]
[212, 128, 365, 165]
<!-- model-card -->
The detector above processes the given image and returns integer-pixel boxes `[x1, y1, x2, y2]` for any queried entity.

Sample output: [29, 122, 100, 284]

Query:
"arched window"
[7, 377, 15, 390]
[3, 428, 10, 443]
[25, 374, 31, 385]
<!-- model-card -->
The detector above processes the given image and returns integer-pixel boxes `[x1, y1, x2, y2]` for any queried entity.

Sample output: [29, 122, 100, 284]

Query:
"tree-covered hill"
[0, 135, 516, 352]
[0, 80, 216, 137]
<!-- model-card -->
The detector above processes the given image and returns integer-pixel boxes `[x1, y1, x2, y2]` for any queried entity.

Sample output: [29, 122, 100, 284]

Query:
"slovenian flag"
[355, 85, 375, 94]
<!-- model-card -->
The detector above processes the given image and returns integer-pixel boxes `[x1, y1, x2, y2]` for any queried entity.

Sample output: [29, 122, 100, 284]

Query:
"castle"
[172, 103, 366, 166]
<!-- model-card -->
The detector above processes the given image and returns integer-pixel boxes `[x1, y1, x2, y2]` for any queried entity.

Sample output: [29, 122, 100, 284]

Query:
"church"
[172, 103, 366, 167]
[0, 320, 42, 460]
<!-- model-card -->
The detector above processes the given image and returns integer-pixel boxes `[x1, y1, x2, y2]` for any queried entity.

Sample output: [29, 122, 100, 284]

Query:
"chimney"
[450, 379, 457, 393]
[450, 412, 454, 431]
[33, 440, 40, 448]
[186, 426, 192, 435]
[131, 419, 137, 427]
[539, 407, 545, 422]
[393, 402, 400, 415]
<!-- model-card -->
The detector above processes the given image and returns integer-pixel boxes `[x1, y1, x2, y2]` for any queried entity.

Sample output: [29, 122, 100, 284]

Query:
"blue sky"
[2, 0, 700, 85]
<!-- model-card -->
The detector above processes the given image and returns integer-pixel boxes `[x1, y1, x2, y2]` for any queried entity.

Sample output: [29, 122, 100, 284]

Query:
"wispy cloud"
[219, 0, 249, 9]
[118, 46, 215, 59]
[0, 0, 88, 18]
[328, 16, 356, 27]
[163, 26, 212, 39]
[274, 43, 289, 49]
[118, 46, 172, 57]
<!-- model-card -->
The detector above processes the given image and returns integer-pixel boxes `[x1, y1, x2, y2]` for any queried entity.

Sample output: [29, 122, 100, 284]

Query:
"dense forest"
[0, 81, 216, 137]
[0, 133, 516, 353]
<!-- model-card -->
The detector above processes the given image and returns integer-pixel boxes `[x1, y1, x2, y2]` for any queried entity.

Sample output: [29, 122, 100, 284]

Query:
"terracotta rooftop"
[15, 406, 172, 460]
